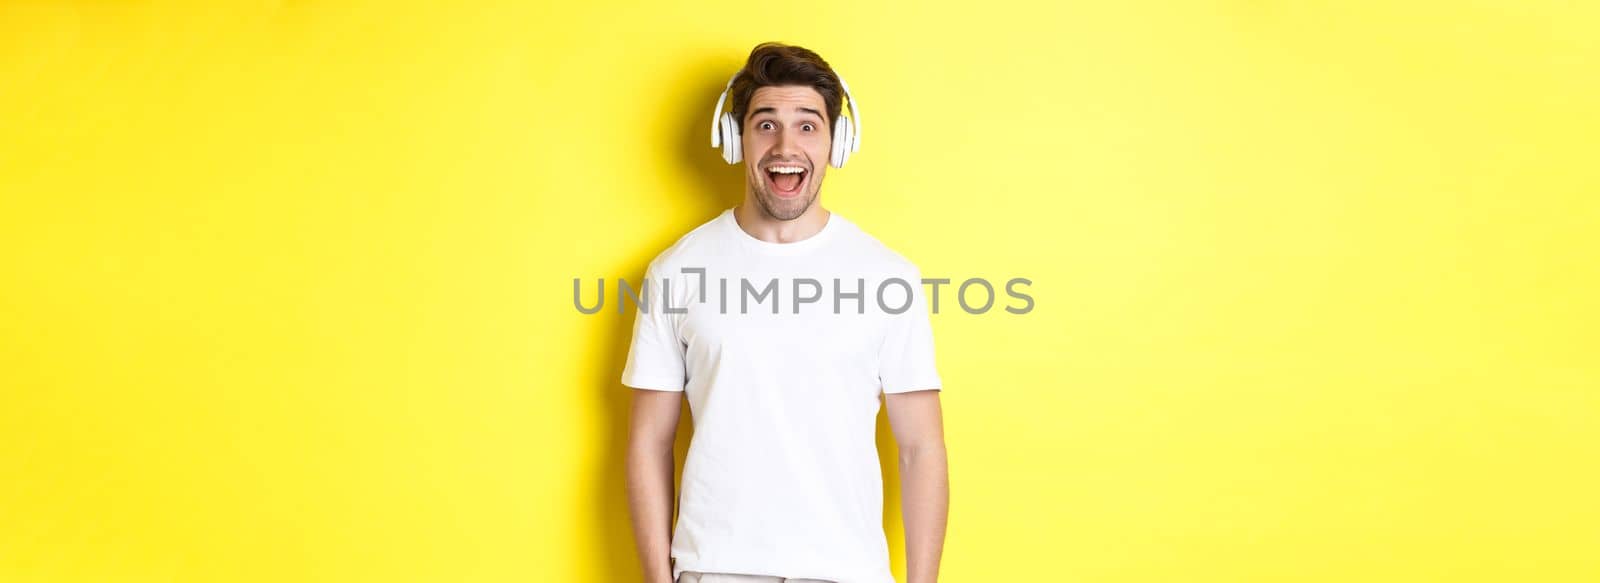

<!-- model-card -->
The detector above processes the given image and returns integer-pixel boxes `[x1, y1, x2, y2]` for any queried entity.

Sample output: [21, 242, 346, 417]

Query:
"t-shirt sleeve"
[620, 263, 687, 392]
[878, 268, 943, 394]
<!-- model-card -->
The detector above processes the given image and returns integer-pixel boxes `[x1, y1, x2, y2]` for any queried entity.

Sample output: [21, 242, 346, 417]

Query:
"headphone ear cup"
[715, 113, 727, 162]
[830, 115, 851, 168]
[718, 112, 732, 163]
[721, 112, 742, 164]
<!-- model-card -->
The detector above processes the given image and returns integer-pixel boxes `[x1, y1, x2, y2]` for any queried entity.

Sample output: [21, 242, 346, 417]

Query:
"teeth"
[767, 166, 805, 174]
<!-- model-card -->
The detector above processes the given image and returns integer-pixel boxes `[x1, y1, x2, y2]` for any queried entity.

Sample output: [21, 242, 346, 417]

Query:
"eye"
[801, 123, 816, 132]
[758, 121, 775, 131]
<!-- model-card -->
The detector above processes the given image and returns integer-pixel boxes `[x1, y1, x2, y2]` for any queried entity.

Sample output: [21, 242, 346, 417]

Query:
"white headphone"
[709, 70, 862, 168]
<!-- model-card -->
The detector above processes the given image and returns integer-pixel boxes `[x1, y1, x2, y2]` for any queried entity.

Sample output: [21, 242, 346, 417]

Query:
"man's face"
[742, 85, 832, 221]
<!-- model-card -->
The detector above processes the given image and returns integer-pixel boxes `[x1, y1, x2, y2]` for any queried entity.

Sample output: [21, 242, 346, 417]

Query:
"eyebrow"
[750, 106, 825, 121]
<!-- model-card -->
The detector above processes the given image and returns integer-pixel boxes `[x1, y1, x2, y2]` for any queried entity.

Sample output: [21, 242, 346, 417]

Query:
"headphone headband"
[836, 75, 861, 153]
[710, 72, 739, 148]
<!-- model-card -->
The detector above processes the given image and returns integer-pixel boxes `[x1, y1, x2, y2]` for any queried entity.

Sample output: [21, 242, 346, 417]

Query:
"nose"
[772, 126, 802, 157]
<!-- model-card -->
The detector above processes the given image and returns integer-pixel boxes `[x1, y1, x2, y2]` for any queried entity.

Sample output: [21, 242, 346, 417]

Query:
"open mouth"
[763, 164, 809, 198]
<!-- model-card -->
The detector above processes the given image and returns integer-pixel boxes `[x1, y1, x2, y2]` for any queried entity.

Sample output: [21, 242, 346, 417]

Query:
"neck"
[733, 199, 831, 244]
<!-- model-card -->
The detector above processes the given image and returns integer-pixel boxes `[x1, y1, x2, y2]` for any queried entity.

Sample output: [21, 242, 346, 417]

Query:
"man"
[623, 42, 948, 583]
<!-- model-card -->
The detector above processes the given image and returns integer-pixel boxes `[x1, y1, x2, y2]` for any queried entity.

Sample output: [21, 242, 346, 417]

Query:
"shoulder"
[833, 214, 925, 280]
[641, 211, 727, 277]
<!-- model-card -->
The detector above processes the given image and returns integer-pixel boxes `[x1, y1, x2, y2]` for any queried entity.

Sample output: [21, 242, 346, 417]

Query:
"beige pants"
[677, 571, 836, 583]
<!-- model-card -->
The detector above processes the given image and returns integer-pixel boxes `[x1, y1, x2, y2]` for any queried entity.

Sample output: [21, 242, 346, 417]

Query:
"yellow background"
[2, 1, 1596, 581]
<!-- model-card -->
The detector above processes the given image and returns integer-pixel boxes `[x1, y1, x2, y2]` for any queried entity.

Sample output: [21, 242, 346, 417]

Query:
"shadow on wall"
[587, 54, 746, 582]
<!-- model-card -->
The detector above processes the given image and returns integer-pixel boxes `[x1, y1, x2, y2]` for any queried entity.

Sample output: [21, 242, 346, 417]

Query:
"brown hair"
[728, 42, 844, 134]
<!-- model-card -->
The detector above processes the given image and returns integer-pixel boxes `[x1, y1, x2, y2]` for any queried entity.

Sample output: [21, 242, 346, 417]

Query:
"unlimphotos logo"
[574, 268, 1033, 316]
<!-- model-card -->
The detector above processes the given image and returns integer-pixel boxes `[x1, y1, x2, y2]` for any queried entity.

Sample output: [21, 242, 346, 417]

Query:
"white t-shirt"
[621, 207, 942, 583]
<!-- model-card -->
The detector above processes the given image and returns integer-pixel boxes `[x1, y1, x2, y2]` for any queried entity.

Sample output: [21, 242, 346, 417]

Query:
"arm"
[626, 388, 683, 583]
[885, 389, 949, 583]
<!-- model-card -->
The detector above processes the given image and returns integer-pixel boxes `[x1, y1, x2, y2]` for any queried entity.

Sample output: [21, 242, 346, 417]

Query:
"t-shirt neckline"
[720, 206, 840, 256]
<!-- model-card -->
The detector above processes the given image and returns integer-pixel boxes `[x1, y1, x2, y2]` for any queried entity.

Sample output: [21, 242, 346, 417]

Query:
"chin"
[757, 189, 815, 221]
